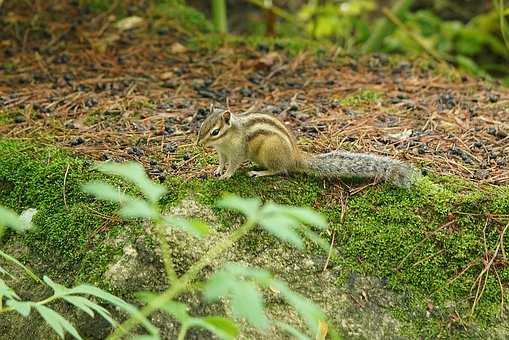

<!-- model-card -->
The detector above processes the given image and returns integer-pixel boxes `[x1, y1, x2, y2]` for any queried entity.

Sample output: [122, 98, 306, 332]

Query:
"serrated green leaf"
[34, 304, 83, 340]
[203, 270, 235, 301]
[118, 199, 158, 219]
[217, 195, 261, 219]
[192, 316, 239, 340]
[69, 284, 157, 335]
[0, 279, 19, 299]
[62, 296, 95, 317]
[95, 162, 166, 203]
[274, 320, 310, 340]
[282, 207, 327, 229]
[63, 295, 117, 327]
[7, 299, 31, 317]
[273, 281, 324, 334]
[44, 276, 69, 296]
[231, 281, 269, 331]
[259, 215, 304, 249]
[299, 228, 330, 253]
[224, 264, 273, 284]
[0, 206, 31, 232]
[0, 250, 42, 283]
[159, 301, 190, 322]
[82, 181, 130, 202]
[162, 216, 210, 238]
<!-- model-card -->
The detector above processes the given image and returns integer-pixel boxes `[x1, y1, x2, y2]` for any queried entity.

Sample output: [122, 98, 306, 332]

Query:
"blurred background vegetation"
[1, 0, 508, 84]
[192, 0, 509, 84]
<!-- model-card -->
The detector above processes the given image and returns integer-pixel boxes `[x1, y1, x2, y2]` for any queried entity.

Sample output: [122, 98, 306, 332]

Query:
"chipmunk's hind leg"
[251, 135, 293, 177]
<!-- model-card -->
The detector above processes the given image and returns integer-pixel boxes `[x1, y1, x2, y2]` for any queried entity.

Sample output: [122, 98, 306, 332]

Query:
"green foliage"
[204, 263, 325, 338]
[269, 0, 509, 82]
[298, 0, 375, 51]
[382, 9, 509, 79]
[149, 0, 212, 33]
[218, 194, 327, 249]
[0, 206, 154, 340]
[83, 161, 332, 339]
[138, 292, 239, 340]
[338, 89, 381, 107]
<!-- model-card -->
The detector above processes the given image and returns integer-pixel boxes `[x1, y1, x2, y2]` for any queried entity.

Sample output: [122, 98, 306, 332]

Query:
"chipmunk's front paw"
[214, 167, 224, 176]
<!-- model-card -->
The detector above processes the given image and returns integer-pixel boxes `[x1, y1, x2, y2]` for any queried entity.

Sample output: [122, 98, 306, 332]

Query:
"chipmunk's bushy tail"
[301, 151, 421, 188]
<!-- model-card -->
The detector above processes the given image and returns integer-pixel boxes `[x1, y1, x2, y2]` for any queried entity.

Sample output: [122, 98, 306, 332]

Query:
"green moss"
[338, 89, 382, 107]
[0, 139, 143, 286]
[0, 110, 21, 125]
[321, 177, 508, 336]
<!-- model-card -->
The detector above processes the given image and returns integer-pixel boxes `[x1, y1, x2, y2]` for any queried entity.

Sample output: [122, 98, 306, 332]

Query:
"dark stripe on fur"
[244, 116, 294, 142]
[246, 129, 280, 155]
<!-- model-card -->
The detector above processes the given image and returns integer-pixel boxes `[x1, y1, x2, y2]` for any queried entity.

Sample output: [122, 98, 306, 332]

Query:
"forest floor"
[1, 2, 509, 339]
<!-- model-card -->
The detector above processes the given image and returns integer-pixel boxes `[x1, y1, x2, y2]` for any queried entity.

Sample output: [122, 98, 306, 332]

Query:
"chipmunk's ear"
[222, 110, 231, 125]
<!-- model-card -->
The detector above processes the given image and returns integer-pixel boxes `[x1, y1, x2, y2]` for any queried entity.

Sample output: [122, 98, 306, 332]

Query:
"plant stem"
[497, 0, 509, 52]
[177, 324, 189, 340]
[107, 218, 257, 339]
[0, 294, 60, 314]
[154, 220, 178, 285]
[247, 0, 296, 22]
[212, 0, 227, 33]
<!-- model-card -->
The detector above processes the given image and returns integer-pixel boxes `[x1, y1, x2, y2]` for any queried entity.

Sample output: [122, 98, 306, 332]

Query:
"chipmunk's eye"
[211, 128, 220, 136]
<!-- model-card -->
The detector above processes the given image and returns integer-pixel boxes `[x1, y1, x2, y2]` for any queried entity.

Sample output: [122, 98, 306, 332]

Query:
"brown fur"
[197, 110, 420, 186]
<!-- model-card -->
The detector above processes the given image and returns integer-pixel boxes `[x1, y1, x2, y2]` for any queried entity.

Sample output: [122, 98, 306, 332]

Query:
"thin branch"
[63, 163, 70, 210]
[382, 7, 451, 63]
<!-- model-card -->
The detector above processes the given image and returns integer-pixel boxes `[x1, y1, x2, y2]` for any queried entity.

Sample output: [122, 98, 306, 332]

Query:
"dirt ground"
[1, 2, 508, 188]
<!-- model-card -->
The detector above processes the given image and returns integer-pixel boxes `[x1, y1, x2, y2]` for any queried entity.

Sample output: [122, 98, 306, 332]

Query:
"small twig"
[323, 186, 346, 272]
[445, 259, 480, 288]
[397, 220, 455, 270]
[322, 231, 335, 272]
[470, 222, 509, 317]
[63, 163, 70, 210]
[493, 266, 505, 318]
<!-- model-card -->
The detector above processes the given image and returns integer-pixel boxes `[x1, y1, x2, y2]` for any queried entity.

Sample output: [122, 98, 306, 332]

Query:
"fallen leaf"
[388, 129, 412, 140]
[159, 71, 175, 81]
[170, 42, 187, 54]
[92, 33, 120, 53]
[114, 16, 144, 31]
[257, 52, 280, 68]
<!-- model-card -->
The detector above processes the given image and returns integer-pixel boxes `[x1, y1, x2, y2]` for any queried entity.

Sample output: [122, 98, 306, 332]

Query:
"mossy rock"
[0, 139, 508, 339]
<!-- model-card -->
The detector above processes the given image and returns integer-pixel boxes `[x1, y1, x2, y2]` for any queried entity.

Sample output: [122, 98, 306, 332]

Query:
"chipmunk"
[197, 109, 421, 188]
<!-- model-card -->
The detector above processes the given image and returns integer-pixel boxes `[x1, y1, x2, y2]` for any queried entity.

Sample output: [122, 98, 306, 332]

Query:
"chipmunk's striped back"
[242, 114, 298, 152]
